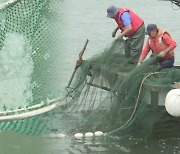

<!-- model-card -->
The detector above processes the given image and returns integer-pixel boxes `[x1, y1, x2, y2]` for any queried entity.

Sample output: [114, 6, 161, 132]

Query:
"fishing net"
[50, 39, 180, 139]
[0, 0, 63, 135]
[0, 0, 180, 138]
[170, 0, 180, 8]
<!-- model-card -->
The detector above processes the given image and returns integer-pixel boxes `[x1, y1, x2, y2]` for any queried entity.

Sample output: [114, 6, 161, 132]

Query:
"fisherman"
[138, 24, 176, 71]
[107, 5, 145, 63]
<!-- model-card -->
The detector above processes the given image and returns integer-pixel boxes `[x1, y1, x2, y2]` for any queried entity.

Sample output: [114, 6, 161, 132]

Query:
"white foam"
[0, 32, 33, 108]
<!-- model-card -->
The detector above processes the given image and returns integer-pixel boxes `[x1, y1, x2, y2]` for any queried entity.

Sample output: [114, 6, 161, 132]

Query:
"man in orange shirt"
[138, 24, 176, 70]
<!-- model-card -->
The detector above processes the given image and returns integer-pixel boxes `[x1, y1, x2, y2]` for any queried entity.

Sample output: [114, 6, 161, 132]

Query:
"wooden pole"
[67, 39, 89, 88]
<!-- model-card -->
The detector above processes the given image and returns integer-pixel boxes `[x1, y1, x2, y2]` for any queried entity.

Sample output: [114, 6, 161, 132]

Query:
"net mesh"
[0, 0, 179, 138]
[0, 0, 63, 135]
[52, 40, 180, 138]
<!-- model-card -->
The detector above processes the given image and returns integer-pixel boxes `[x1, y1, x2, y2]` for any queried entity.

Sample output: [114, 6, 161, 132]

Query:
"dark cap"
[107, 6, 119, 18]
[145, 24, 157, 35]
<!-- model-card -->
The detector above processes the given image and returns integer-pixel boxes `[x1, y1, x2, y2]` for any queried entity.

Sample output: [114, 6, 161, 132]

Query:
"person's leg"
[124, 39, 131, 58]
[158, 57, 175, 71]
[128, 24, 145, 63]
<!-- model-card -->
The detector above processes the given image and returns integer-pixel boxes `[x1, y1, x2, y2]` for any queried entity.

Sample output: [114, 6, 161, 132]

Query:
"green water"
[0, 0, 8, 3]
[0, 0, 180, 154]
[0, 131, 47, 154]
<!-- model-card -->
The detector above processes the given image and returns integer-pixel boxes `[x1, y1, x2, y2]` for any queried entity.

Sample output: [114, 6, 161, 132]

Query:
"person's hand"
[137, 62, 141, 66]
[116, 35, 123, 41]
[158, 51, 166, 58]
[112, 29, 117, 38]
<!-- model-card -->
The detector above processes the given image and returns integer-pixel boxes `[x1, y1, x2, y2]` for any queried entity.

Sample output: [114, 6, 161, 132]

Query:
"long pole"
[67, 39, 89, 88]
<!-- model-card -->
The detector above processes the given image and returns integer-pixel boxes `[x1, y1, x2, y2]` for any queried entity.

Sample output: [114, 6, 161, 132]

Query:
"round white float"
[56, 134, 66, 138]
[94, 131, 104, 137]
[84, 132, 94, 137]
[165, 89, 180, 117]
[47, 133, 66, 138]
[74, 133, 83, 139]
[48, 133, 57, 138]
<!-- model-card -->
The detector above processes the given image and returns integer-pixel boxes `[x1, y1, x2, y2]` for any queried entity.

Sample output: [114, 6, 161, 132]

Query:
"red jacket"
[141, 28, 176, 60]
[115, 8, 144, 37]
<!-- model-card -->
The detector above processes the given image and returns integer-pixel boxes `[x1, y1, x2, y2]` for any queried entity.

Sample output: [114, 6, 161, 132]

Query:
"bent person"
[107, 5, 145, 63]
[138, 24, 177, 71]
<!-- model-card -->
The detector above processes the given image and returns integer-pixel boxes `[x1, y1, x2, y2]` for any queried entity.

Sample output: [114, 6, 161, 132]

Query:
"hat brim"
[107, 14, 113, 18]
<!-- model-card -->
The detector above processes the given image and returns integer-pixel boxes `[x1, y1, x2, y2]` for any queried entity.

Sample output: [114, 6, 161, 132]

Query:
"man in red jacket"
[138, 24, 176, 71]
[107, 5, 145, 63]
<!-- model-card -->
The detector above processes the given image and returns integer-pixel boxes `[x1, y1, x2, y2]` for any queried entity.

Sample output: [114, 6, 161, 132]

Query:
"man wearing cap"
[138, 24, 176, 70]
[107, 6, 145, 63]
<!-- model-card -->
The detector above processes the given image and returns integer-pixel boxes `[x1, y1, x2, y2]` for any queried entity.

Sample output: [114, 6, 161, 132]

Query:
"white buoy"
[74, 133, 83, 139]
[165, 89, 180, 117]
[56, 133, 66, 138]
[46, 133, 66, 138]
[84, 132, 94, 138]
[94, 131, 104, 137]
[48, 133, 57, 138]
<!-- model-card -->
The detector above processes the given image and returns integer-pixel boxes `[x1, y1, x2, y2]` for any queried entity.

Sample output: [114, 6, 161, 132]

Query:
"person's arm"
[118, 25, 132, 38]
[163, 34, 176, 53]
[138, 55, 145, 66]
[158, 33, 176, 57]
[112, 26, 120, 37]
[114, 26, 120, 31]
[138, 39, 150, 65]
[116, 12, 132, 39]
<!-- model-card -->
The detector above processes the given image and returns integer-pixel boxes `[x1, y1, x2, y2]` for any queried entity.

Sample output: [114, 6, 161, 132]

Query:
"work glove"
[116, 35, 124, 41]
[158, 51, 166, 58]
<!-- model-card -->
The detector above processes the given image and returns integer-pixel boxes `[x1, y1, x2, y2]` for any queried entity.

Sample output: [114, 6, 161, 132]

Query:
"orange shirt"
[141, 32, 176, 60]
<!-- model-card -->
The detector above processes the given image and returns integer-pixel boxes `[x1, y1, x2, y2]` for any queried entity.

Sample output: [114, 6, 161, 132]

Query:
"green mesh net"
[0, 0, 179, 138]
[0, 0, 63, 135]
[53, 40, 180, 139]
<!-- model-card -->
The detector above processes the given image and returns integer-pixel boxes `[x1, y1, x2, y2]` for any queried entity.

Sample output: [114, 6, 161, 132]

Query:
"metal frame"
[0, 0, 19, 10]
